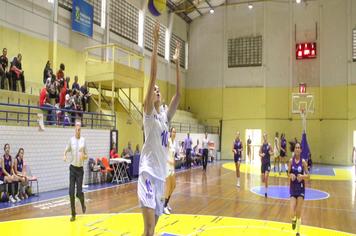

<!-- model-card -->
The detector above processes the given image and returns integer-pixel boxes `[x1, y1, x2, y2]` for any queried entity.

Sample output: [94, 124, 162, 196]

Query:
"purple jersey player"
[232, 132, 243, 187]
[288, 142, 309, 236]
[259, 133, 273, 197]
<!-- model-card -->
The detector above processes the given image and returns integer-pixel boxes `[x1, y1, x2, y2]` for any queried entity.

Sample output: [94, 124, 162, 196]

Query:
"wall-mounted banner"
[71, 0, 93, 37]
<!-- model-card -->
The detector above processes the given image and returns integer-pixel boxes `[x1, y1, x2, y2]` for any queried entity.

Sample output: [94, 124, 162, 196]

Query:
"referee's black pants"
[186, 148, 192, 168]
[202, 148, 209, 170]
[69, 165, 85, 217]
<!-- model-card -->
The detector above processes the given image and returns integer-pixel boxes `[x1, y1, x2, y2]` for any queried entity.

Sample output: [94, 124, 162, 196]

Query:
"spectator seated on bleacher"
[73, 90, 83, 123]
[64, 89, 75, 126]
[0, 48, 11, 90]
[13, 148, 29, 200]
[10, 53, 25, 93]
[46, 75, 58, 104]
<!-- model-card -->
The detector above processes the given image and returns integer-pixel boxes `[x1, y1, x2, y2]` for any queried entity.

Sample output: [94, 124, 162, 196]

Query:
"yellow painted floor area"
[222, 162, 353, 181]
[0, 213, 354, 236]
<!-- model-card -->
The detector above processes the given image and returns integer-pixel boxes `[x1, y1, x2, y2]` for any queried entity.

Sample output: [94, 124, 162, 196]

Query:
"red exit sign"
[296, 42, 316, 59]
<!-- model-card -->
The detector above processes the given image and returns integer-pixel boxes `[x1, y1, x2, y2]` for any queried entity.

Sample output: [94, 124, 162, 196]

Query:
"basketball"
[148, 0, 166, 17]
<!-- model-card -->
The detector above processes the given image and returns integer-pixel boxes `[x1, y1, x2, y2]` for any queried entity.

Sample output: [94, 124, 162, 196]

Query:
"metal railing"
[117, 88, 143, 125]
[0, 103, 116, 130]
[170, 122, 220, 134]
[85, 43, 144, 72]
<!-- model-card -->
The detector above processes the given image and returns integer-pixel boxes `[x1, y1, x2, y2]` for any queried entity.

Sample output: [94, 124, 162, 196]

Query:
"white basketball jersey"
[274, 137, 279, 153]
[139, 107, 169, 181]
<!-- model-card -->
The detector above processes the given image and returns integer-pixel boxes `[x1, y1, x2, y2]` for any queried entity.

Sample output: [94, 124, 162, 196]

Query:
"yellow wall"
[186, 86, 355, 166]
[116, 105, 144, 153]
[0, 26, 88, 92]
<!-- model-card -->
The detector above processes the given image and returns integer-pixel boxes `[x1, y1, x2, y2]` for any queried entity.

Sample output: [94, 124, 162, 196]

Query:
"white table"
[110, 158, 131, 184]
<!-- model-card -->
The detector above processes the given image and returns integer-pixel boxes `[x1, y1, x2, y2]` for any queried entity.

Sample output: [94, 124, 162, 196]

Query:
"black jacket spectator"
[43, 61, 53, 84]
[0, 48, 11, 90]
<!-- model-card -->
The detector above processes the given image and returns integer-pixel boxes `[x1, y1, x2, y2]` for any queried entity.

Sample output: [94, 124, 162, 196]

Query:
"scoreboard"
[296, 42, 316, 60]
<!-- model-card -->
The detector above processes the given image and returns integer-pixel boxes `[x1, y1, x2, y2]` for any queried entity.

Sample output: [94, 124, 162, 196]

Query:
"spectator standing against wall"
[63, 122, 88, 222]
[0, 48, 11, 90]
[43, 60, 53, 84]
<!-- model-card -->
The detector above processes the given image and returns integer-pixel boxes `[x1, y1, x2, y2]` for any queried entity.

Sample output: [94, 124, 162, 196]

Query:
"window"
[110, 0, 139, 44]
[58, 0, 72, 10]
[228, 35, 262, 67]
[144, 15, 165, 57]
[92, 0, 101, 26]
[170, 34, 186, 68]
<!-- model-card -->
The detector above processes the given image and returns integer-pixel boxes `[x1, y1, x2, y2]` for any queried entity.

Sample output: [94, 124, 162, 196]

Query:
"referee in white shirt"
[63, 122, 88, 222]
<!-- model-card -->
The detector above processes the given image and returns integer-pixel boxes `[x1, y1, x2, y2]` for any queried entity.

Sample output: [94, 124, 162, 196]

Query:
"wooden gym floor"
[0, 161, 355, 235]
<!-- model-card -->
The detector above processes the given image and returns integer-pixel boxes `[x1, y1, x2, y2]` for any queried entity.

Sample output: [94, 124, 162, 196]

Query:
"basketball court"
[0, 163, 355, 235]
[1, 0, 356, 235]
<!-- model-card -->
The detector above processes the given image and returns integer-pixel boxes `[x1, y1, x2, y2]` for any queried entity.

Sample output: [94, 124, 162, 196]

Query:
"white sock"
[296, 218, 301, 233]
[237, 178, 240, 184]
[285, 164, 288, 171]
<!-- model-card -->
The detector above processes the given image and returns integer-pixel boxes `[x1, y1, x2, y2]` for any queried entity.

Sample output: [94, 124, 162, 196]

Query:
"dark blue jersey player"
[259, 133, 273, 198]
[288, 142, 309, 236]
[232, 132, 243, 187]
